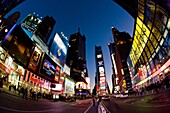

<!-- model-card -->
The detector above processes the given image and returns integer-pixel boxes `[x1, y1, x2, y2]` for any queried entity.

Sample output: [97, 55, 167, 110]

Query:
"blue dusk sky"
[6, 0, 134, 92]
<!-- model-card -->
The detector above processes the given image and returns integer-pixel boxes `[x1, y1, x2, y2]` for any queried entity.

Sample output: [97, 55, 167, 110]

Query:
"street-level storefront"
[9, 63, 25, 91]
[24, 70, 51, 95]
[0, 47, 23, 90]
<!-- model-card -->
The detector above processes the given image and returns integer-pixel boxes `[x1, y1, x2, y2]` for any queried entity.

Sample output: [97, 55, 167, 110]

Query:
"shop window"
[150, 33, 158, 49]
[145, 18, 152, 30]
[149, 60, 154, 70]
[145, 46, 151, 59]
[138, 0, 145, 5]
[152, 25, 162, 41]
[156, 5, 169, 21]
[146, 0, 155, 11]
[147, 40, 154, 54]
[154, 17, 163, 31]
[145, 7, 154, 24]
[138, 11, 144, 21]
[140, 55, 145, 64]
[138, 3, 145, 13]
[167, 18, 170, 29]
[163, 29, 169, 39]
[163, 35, 170, 57]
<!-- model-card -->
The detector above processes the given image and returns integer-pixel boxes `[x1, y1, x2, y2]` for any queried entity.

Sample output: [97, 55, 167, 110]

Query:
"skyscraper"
[0, 11, 20, 43]
[111, 27, 133, 92]
[113, 0, 170, 90]
[108, 42, 116, 93]
[95, 46, 108, 95]
[35, 16, 56, 45]
[66, 30, 86, 83]
[0, 0, 25, 17]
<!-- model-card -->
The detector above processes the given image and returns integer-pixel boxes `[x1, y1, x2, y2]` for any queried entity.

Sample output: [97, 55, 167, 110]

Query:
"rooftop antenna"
[78, 27, 80, 33]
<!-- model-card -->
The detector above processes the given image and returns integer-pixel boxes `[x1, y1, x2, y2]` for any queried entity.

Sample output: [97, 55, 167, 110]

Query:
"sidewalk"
[126, 88, 170, 104]
[1, 86, 45, 101]
[1, 87, 99, 113]
[1, 86, 22, 98]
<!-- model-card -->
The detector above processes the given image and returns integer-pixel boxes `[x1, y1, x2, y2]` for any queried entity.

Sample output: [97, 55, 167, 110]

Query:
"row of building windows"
[129, 0, 170, 78]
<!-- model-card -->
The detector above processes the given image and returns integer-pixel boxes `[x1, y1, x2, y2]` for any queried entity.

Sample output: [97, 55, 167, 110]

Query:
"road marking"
[0, 105, 60, 113]
[84, 102, 93, 113]
[124, 103, 170, 108]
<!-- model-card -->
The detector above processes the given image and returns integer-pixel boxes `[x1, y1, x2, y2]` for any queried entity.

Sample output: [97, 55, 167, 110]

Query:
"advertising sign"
[21, 14, 42, 32]
[28, 47, 42, 72]
[50, 33, 68, 64]
[65, 78, 75, 94]
[54, 65, 61, 82]
[99, 66, 105, 76]
[40, 53, 56, 80]
[98, 60, 104, 67]
[100, 76, 106, 90]
[51, 83, 62, 91]
[2, 25, 34, 66]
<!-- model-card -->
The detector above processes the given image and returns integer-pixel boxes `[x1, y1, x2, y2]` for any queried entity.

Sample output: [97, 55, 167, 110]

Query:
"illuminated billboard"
[39, 53, 61, 81]
[2, 25, 34, 66]
[99, 66, 105, 76]
[98, 60, 104, 67]
[54, 65, 61, 82]
[21, 14, 42, 33]
[100, 76, 106, 90]
[65, 78, 75, 94]
[51, 83, 62, 91]
[28, 46, 42, 72]
[50, 33, 68, 64]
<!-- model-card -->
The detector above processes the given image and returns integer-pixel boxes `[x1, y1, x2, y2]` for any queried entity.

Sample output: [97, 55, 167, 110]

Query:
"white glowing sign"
[65, 78, 75, 94]
[54, 33, 67, 54]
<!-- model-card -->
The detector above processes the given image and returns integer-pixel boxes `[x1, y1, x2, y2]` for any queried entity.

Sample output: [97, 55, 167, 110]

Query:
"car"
[101, 95, 110, 100]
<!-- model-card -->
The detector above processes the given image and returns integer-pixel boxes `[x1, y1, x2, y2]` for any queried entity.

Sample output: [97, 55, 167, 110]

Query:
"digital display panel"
[65, 78, 75, 94]
[50, 33, 68, 64]
[2, 25, 34, 66]
[40, 53, 60, 80]
[21, 14, 42, 32]
[54, 65, 61, 82]
[98, 60, 104, 67]
[100, 76, 106, 90]
[28, 47, 42, 72]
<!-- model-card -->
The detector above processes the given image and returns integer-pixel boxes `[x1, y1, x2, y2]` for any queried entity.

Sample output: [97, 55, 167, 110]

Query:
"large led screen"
[2, 25, 34, 66]
[28, 47, 42, 72]
[21, 14, 42, 32]
[65, 78, 75, 94]
[50, 33, 68, 64]
[39, 53, 60, 80]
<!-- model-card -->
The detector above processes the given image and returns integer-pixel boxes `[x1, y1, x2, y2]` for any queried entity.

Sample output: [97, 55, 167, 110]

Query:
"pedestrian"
[18, 86, 21, 95]
[97, 96, 101, 105]
[22, 88, 28, 100]
[0, 72, 4, 93]
[92, 97, 95, 106]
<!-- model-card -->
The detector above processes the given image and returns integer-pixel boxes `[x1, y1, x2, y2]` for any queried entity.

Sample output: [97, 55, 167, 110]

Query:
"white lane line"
[124, 103, 170, 108]
[0, 105, 59, 113]
[84, 101, 93, 113]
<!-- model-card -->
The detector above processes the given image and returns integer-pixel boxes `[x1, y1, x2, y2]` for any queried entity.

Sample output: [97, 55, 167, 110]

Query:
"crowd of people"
[0, 72, 4, 93]
[129, 75, 170, 96]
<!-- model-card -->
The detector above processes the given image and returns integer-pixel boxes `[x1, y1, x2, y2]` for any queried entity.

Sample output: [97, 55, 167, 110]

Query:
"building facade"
[109, 27, 133, 93]
[95, 46, 108, 95]
[66, 30, 89, 98]
[0, 0, 25, 17]
[113, 0, 170, 89]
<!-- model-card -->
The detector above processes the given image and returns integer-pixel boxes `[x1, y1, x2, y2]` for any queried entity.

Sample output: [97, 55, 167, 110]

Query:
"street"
[102, 89, 170, 113]
[0, 89, 170, 113]
[0, 92, 92, 113]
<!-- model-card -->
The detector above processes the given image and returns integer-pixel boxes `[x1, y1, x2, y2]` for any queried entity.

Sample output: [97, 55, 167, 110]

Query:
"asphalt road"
[0, 92, 92, 113]
[102, 89, 170, 113]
